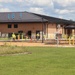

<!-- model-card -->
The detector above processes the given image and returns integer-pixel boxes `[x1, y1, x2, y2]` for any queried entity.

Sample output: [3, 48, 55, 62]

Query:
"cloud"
[53, 0, 75, 20]
[0, 8, 11, 12]
[0, 0, 53, 7]
[16, 0, 24, 2]
[0, 4, 2, 7]
[0, 0, 75, 20]
[54, 0, 75, 7]
[55, 9, 75, 14]
[0, 0, 24, 3]
[56, 9, 68, 14]
[58, 16, 63, 19]
[29, 7, 45, 14]
[30, 0, 54, 7]
[0, 0, 13, 3]
[11, 0, 54, 8]
[53, 0, 75, 10]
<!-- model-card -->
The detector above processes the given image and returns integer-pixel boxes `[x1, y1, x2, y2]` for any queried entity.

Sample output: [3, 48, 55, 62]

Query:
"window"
[14, 24, 18, 28]
[8, 13, 15, 19]
[20, 13, 22, 18]
[8, 24, 12, 28]
[12, 13, 15, 19]
[8, 14, 10, 19]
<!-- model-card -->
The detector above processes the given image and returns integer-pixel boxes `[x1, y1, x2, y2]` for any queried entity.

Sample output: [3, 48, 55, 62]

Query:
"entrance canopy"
[64, 25, 75, 29]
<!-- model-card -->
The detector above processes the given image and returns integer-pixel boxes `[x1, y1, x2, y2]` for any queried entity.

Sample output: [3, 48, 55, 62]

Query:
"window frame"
[14, 24, 18, 28]
[8, 24, 12, 28]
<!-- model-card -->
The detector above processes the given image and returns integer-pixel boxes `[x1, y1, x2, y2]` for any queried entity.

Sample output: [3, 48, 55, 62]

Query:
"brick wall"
[0, 22, 63, 39]
[0, 23, 42, 33]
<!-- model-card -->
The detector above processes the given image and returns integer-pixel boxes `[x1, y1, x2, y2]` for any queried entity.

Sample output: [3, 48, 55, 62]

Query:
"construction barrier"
[69, 36, 75, 45]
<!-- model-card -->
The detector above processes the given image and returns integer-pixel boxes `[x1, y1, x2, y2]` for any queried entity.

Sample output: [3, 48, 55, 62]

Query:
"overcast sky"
[0, 0, 75, 20]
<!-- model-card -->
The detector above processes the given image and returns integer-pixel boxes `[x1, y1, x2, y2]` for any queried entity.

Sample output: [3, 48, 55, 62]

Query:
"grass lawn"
[0, 46, 75, 75]
[0, 38, 10, 41]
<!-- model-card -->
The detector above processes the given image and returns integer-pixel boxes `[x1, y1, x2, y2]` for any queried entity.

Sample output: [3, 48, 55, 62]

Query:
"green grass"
[0, 46, 28, 55]
[0, 46, 75, 75]
[0, 38, 10, 41]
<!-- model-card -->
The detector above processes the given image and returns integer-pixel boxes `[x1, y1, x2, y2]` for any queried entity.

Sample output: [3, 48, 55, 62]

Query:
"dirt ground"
[0, 42, 75, 47]
[0, 42, 50, 47]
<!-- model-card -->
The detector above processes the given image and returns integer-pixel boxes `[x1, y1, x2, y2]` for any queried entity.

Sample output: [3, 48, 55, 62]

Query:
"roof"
[0, 11, 75, 24]
[32, 13, 75, 24]
[0, 12, 47, 23]
[64, 25, 75, 29]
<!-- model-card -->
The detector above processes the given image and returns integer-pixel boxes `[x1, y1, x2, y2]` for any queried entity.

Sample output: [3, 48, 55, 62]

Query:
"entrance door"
[27, 31, 32, 39]
[67, 29, 72, 37]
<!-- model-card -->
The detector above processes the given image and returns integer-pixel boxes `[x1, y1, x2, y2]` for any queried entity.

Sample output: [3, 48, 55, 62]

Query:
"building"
[0, 11, 75, 39]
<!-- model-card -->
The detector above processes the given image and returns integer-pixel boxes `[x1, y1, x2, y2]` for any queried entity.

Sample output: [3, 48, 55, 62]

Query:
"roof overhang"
[64, 25, 75, 29]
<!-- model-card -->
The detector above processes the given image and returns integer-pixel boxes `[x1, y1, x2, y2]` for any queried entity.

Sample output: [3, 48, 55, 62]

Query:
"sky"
[0, 0, 75, 21]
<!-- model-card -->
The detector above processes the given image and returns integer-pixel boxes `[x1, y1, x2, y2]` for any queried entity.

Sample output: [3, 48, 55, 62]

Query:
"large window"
[8, 24, 12, 28]
[14, 24, 18, 28]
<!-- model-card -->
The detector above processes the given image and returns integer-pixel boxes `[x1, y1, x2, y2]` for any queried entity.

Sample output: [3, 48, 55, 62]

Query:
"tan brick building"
[0, 12, 75, 40]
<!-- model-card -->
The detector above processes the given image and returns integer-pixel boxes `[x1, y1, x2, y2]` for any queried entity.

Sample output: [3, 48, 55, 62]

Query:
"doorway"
[36, 31, 40, 39]
[27, 31, 32, 39]
[67, 29, 72, 37]
[18, 31, 23, 39]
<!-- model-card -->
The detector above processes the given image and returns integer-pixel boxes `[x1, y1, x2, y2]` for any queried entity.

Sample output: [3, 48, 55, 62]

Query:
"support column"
[72, 29, 74, 35]
[62, 26, 65, 35]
